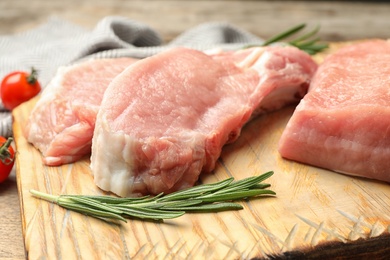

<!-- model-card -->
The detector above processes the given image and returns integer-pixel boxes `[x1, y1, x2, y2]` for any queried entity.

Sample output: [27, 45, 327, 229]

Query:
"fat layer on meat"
[91, 46, 317, 196]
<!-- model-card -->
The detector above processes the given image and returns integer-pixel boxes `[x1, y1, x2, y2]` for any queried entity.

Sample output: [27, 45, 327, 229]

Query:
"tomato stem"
[0, 137, 14, 165]
[26, 67, 38, 85]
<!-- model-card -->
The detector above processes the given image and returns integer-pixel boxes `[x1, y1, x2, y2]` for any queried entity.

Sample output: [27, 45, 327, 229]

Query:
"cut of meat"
[91, 46, 317, 196]
[24, 58, 138, 166]
[278, 39, 390, 182]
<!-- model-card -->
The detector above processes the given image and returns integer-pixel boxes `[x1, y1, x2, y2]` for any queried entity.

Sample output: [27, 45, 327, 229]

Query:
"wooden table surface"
[1, 1, 390, 259]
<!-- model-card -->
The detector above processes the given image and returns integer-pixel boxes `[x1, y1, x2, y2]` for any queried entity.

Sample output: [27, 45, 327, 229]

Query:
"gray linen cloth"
[0, 16, 264, 137]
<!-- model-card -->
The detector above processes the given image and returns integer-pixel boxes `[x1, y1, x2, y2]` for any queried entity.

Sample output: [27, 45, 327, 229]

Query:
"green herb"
[30, 171, 275, 223]
[247, 23, 328, 55]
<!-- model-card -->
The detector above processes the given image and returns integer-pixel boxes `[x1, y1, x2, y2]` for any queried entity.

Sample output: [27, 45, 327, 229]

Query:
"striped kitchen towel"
[0, 16, 264, 137]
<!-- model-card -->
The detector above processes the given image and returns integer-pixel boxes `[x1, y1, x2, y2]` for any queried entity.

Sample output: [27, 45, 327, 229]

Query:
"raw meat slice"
[278, 39, 390, 182]
[91, 46, 317, 196]
[25, 57, 138, 166]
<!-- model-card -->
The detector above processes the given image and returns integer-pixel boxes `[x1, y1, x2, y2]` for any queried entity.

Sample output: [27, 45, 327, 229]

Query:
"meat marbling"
[25, 58, 138, 166]
[278, 39, 390, 182]
[91, 46, 317, 196]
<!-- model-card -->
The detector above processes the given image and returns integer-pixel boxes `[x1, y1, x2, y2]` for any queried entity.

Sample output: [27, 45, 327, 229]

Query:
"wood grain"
[12, 42, 390, 258]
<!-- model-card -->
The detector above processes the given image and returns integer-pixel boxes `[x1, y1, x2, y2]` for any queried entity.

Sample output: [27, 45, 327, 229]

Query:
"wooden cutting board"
[13, 42, 390, 259]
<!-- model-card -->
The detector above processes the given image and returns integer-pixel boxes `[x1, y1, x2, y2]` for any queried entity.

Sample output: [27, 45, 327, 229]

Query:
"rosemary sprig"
[247, 23, 328, 55]
[30, 171, 275, 223]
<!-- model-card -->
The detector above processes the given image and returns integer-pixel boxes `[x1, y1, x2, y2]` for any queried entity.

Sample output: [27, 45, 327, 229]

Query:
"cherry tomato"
[1, 67, 41, 110]
[0, 137, 15, 183]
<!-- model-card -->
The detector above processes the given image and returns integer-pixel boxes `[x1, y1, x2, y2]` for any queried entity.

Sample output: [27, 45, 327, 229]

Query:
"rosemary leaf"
[79, 194, 154, 204]
[158, 199, 204, 208]
[59, 200, 127, 222]
[214, 171, 274, 194]
[301, 43, 329, 52]
[162, 202, 243, 212]
[156, 177, 233, 202]
[199, 189, 276, 203]
[261, 23, 306, 46]
[292, 37, 321, 49]
[114, 205, 185, 220]
[63, 196, 124, 215]
[251, 183, 271, 189]
[288, 25, 320, 45]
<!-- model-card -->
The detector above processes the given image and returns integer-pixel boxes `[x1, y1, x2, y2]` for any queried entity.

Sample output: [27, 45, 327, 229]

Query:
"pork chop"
[25, 57, 138, 166]
[278, 39, 390, 182]
[91, 46, 317, 196]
